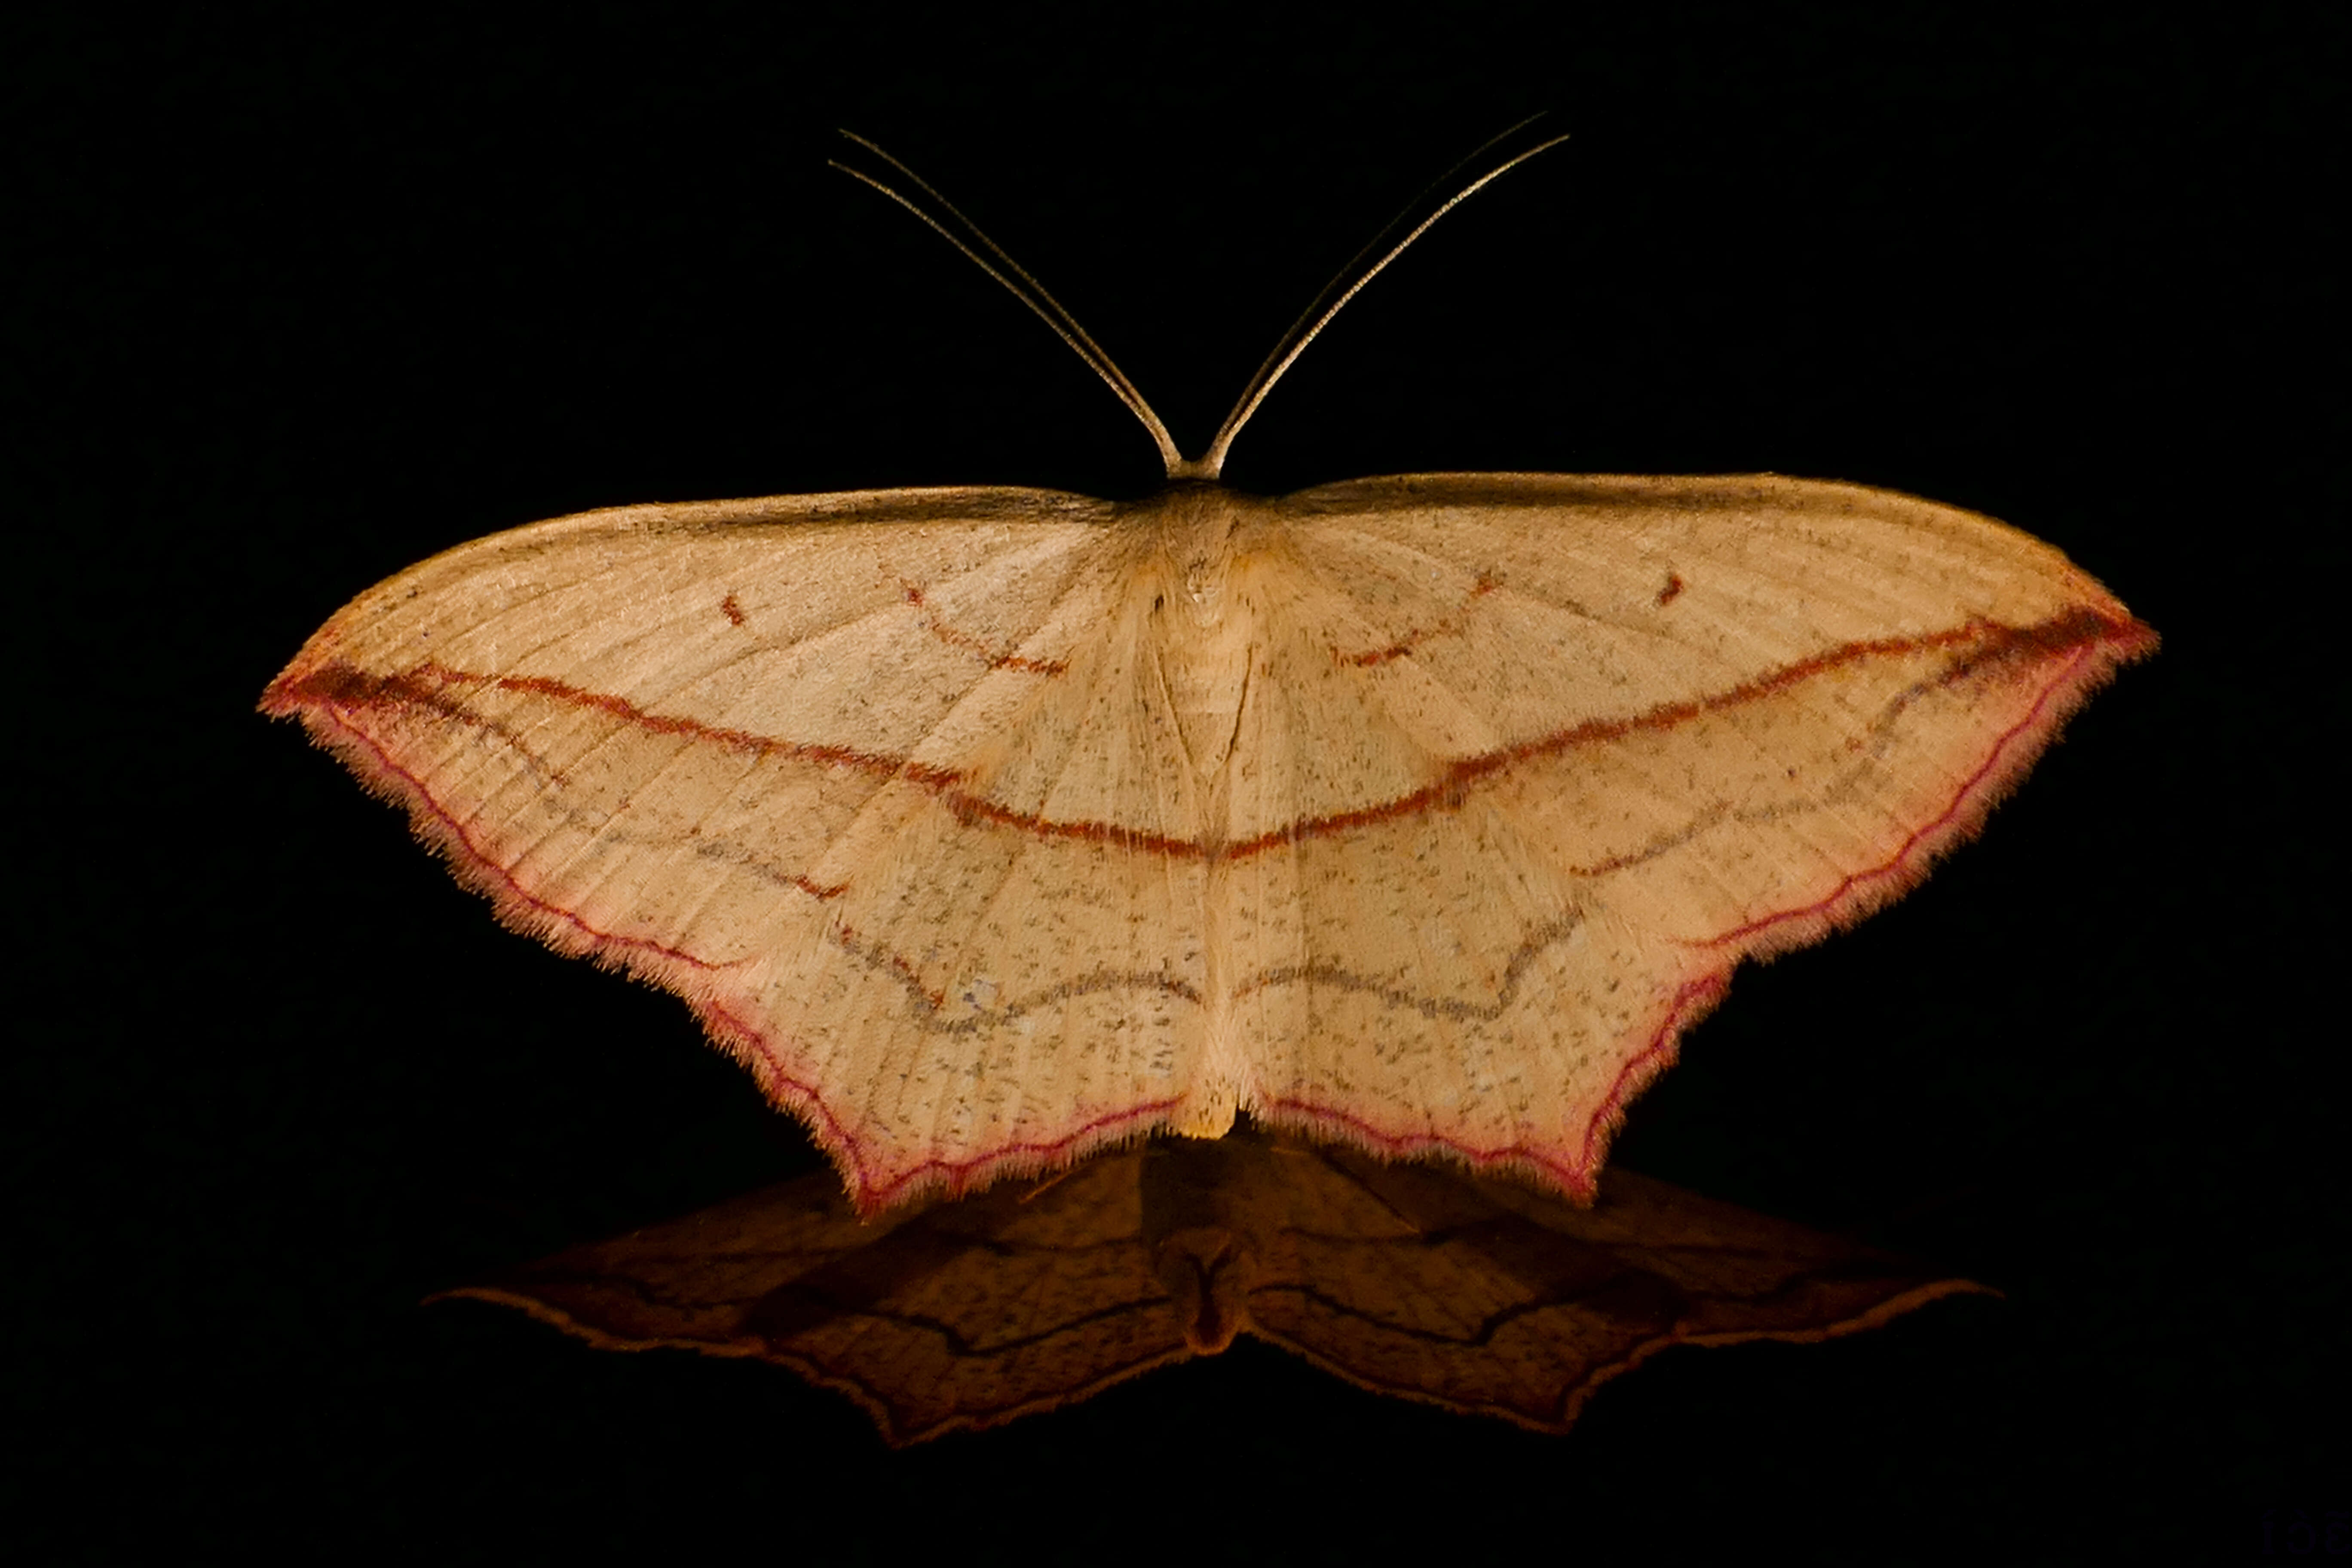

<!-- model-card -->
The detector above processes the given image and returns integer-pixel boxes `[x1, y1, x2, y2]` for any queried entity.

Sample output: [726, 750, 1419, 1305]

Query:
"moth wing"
[442, 1148, 1186, 1446]
[1222, 473, 2154, 1195]
[265, 488, 1216, 1211]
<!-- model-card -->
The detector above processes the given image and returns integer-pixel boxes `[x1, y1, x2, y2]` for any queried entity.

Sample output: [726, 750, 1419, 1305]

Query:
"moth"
[264, 127, 2155, 1214]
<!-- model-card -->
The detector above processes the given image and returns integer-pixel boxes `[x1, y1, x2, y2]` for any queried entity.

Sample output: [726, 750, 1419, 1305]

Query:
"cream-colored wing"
[265, 488, 1218, 1211]
[1222, 474, 2155, 1195]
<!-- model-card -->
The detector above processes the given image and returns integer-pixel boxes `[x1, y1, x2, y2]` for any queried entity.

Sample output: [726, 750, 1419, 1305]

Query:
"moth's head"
[830, 122, 1570, 497]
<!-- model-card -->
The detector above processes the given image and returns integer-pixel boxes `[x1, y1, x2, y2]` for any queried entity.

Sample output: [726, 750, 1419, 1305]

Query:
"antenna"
[833, 120, 1570, 482]
[830, 132, 1185, 476]
[1198, 116, 1570, 478]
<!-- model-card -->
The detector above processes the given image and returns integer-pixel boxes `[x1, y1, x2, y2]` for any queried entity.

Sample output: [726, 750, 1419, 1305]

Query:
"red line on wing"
[1225, 608, 2145, 863]
[270, 607, 2146, 872]
[1332, 569, 1499, 668]
[269, 662, 939, 781]
[924, 784, 1200, 858]
[903, 580, 1069, 675]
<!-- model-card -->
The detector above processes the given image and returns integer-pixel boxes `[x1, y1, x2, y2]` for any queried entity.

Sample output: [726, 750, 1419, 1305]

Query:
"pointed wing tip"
[1701, 606, 2157, 971]
[2109, 613, 2161, 662]
[257, 656, 334, 719]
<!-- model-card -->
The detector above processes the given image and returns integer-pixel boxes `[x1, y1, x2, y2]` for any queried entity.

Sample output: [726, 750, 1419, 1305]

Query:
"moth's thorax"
[1131, 481, 1282, 628]
[1127, 483, 1280, 788]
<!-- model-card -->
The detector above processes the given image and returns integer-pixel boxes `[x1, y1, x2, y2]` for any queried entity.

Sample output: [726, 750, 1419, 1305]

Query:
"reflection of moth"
[437, 1127, 1990, 1444]
[264, 129, 2153, 1213]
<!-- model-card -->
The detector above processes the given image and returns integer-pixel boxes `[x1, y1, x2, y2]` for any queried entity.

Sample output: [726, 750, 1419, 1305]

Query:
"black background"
[9, 6, 2343, 1561]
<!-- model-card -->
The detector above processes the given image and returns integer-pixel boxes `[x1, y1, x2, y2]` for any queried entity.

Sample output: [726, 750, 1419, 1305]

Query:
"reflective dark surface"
[441, 1128, 1987, 1444]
